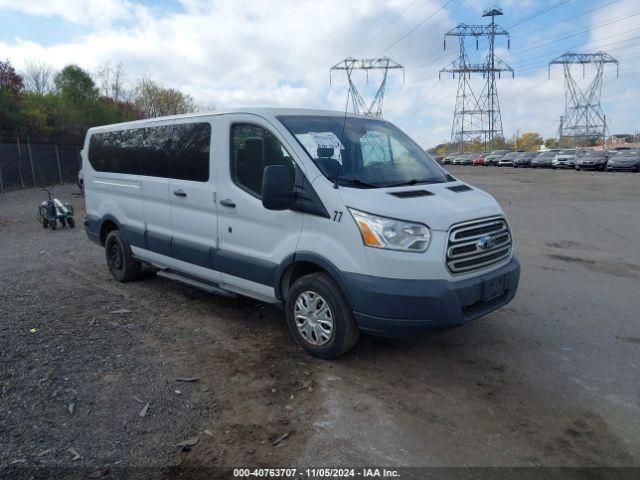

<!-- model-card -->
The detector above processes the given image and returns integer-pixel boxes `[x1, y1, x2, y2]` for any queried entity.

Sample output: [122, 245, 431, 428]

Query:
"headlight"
[349, 208, 430, 252]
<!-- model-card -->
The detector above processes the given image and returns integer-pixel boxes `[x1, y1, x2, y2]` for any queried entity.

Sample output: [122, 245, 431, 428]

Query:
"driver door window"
[231, 124, 293, 197]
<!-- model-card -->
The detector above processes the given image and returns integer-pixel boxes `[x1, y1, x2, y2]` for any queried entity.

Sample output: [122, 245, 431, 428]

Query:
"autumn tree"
[134, 78, 196, 118]
[23, 61, 54, 95]
[96, 61, 128, 102]
[517, 132, 543, 151]
[0, 60, 24, 137]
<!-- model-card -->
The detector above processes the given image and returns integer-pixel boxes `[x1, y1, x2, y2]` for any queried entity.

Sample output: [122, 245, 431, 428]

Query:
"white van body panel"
[214, 114, 304, 299]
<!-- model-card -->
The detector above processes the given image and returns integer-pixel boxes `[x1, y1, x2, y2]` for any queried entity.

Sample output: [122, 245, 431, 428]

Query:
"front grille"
[446, 217, 512, 274]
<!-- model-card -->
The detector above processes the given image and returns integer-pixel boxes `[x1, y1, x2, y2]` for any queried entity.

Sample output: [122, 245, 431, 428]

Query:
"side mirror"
[262, 165, 293, 211]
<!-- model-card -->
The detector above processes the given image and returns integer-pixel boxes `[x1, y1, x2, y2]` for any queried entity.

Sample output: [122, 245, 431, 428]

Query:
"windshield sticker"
[309, 132, 345, 150]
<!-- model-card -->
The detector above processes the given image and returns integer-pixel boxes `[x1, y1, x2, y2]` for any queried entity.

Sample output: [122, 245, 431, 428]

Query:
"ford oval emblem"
[476, 235, 497, 250]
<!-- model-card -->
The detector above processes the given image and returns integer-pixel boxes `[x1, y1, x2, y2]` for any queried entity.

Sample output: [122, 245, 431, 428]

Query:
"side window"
[141, 126, 173, 178]
[231, 124, 293, 197]
[172, 123, 211, 182]
[88, 129, 141, 175]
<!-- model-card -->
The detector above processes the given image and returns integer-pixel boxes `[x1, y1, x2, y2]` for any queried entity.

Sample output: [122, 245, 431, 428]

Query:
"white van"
[82, 109, 520, 359]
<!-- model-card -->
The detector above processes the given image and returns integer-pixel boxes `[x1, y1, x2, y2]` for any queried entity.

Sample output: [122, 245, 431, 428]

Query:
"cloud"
[0, 0, 136, 27]
[0, 0, 636, 146]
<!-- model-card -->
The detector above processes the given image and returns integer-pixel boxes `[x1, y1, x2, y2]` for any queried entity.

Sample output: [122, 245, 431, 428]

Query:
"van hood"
[337, 182, 503, 231]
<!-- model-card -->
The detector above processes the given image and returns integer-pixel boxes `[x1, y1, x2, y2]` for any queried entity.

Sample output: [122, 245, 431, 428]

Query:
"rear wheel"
[67, 217, 75, 228]
[285, 272, 359, 359]
[105, 230, 142, 282]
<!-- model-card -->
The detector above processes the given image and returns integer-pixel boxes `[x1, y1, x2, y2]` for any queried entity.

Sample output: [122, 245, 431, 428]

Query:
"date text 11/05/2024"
[233, 468, 401, 478]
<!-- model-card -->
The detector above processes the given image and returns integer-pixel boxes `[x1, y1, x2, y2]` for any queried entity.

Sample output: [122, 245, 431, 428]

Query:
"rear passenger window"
[89, 129, 141, 175]
[141, 126, 173, 178]
[231, 124, 293, 197]
[88, 122, 212, 181]
[172, 123, 211, 182]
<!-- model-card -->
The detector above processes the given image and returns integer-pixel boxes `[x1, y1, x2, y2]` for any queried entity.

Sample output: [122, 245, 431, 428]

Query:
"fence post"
[16, 138, 25, 188]
[0, 144, 4, 192]
[27, 136, 37, 187]
[54, 144, 63, 184]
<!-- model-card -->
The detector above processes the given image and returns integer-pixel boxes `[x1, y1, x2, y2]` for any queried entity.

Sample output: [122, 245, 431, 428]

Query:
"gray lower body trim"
[347, 257, 521, 337]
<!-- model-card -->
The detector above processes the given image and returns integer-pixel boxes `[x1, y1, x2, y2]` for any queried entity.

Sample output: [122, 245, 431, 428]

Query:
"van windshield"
[277, 115, 448, 188]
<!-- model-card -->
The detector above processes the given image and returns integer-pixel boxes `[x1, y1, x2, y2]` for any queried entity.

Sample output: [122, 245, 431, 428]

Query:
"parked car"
[576, 150, 610, 171]
[552, 149, 581, 169]
[81, 108, 520, 359]
[606, 150, 640, 172]
[498, 152, 520, 167]
[453, 153, 474, 165]
[513, 152, 537, 168]
[442, 153, 460, 165]
[531, 151, 557, 168]
[433, 155, 445, 164]
[484, 150, 510, 166]
[472, 153, 488, 166]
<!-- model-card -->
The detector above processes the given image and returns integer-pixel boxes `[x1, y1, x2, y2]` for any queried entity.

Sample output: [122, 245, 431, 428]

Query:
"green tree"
[54, 65, 99, 104]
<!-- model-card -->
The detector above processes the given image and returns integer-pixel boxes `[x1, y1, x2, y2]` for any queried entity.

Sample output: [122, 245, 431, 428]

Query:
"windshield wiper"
[383, 178, 443, 188]
[337, 177, 380, 189]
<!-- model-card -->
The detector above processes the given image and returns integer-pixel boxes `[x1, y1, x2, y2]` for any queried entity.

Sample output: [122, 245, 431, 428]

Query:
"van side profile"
[82, 108, 520, 359]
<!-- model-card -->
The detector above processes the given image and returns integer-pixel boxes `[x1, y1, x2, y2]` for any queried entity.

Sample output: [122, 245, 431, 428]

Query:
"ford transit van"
[82, 109, 520, 359]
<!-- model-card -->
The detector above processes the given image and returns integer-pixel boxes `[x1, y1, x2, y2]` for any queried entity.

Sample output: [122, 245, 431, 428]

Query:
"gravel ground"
[1, 167, 639, 478]
[0, 186, 321, 478]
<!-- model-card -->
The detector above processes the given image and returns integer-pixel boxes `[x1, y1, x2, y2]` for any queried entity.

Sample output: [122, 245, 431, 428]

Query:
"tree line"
[0, 60, 204, 145]
[429, 130, 621, 155]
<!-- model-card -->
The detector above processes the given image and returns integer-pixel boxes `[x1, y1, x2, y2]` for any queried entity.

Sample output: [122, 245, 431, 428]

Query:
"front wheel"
[285, 273, 359, 359]
[105, 230, 142, 282]
[67, 217, 75, 228]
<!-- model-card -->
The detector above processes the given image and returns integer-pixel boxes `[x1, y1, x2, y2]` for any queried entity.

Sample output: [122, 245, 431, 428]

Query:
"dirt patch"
[546, 254, 596, 265]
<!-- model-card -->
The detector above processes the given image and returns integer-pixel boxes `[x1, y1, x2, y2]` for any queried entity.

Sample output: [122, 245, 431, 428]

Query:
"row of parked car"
[437, 149, 640, 172]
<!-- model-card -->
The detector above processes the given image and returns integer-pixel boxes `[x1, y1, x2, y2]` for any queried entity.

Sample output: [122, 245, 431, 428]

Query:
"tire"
[285, 272, 359, 359]
[50, 219, 57, 230]
[67, 217, 75, 228]
[105, 229, 142, 282]
[60, 218, 67, 227]
[42, 218, 48, 229]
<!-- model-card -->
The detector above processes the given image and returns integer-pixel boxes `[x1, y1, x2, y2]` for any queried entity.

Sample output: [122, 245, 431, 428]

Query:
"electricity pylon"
[439, 7, 513, 152]
[548, 51, 618, 147]
[330, 57, 404, 118]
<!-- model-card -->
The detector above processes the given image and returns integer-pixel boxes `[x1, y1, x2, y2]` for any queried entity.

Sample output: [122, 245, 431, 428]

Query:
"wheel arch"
[275, 252, 353, 307]
[99, 215, 122, 245]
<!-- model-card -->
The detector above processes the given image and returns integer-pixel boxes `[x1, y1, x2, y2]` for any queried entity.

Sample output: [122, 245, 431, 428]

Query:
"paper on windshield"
[309, 132, 345, 150]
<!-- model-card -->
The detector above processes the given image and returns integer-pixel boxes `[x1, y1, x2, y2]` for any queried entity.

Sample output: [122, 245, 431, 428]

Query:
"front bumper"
[607, 165, 638, 171]
[347, 257, 521, 337]
[578, 163, 604, 170]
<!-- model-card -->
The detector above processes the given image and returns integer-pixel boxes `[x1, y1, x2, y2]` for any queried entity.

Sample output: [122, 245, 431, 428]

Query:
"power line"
[354, 0, 419, 55]
[512, 0, 619, 39]
[506, 0, 572, 29]
[511, 8, 640, 56]
[377, 0, 456, 56]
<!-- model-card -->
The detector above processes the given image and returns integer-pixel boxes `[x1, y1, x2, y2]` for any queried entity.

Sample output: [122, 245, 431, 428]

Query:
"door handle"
[173, 190, 187, 197]
[220, 199, 236, 208]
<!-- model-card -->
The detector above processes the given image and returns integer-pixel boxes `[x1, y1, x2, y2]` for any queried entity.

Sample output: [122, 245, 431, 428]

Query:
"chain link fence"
[0, 139, 82, 192]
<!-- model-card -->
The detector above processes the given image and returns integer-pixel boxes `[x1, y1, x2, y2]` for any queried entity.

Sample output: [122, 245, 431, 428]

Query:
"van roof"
[87, 108, 370, 132]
